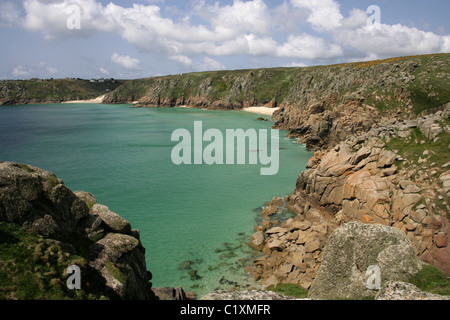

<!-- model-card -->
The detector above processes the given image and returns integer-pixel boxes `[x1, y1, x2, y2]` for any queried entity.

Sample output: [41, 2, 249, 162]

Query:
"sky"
[0, 0, 449, 80]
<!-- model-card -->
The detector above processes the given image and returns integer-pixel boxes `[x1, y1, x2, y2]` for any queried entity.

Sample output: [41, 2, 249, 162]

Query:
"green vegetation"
[0, 222, 106, 300]
[385, 119, 450, 220]
[407, 264, 450, 296]
[385, 124, 450, 169]
[105, 261, 127, 284]
[0, 78, 125, 105]
[112, 68, 298, 106]
[409, 54, 450, 115]
[266, 283, 309, 299]
[104, 53, 450, 122]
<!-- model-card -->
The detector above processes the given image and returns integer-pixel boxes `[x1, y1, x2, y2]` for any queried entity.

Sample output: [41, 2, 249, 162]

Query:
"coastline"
[61, 94, 106, 104]
[159, 104, 279, 116]
[242, 106, 279, 116]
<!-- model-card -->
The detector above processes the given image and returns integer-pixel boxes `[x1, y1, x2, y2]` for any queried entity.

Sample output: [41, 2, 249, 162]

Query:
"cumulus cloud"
[195, 0, 270, 39]
[291, 0, 343, 32]
[111, 53, 141, 70]
[0, 1, 21, 26]
[10, 61, 58, 78]
[12, 66, 33, 78]
[335, 23, 450, 57]
[170, 55, 193, 66]
[10, 0, 450, 73]
[277, 34, 343, 60]
[195, 57, 226, 72]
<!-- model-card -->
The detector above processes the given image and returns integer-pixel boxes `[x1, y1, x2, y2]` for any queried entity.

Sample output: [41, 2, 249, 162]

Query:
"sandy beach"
[62, 94, 106, 104]
[177, 104, 279, 116]
[62, 98, 278, 118]
[242, 106, 279, 116]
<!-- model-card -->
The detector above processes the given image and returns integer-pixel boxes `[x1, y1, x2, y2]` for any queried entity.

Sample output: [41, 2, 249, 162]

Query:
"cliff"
[104, 53, 449, 148]
[103, 53, 449, 298]
[0, 78, 124, 105]
[2, 53, 449, 300]
[247, 105, 450, 296]
[0, 161, 156, 300]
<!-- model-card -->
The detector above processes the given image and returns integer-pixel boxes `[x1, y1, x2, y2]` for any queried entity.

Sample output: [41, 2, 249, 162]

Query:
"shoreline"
[62, 100, 278, 117]
[175, 104, 279, 116]
[242, 106, 279, 116]
[61, 94, 106, 104]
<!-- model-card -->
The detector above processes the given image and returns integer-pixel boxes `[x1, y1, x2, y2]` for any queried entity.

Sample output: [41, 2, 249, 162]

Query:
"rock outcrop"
[103, 54, 449, 152]
[201, 289, 301, 300]
[247, 105, 449, 297]
[0, 161, 156, 300]
[308, 221, 423, 299]
[376, 281, 449, 300]
[0, 79, 123, 106]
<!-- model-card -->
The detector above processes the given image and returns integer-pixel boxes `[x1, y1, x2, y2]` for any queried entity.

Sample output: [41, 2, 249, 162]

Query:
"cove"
[0, 103, 313, 297]
[171, 120, 280, 175]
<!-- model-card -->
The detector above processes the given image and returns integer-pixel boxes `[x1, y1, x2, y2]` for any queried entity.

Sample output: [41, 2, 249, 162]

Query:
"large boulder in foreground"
[308, 221, 423, 299]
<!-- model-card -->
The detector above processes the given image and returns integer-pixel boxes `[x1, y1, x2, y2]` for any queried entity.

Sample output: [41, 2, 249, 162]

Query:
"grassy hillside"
[105, 53, 450, 118]
[0, 222, 106, 300]
[0, 78, 125, 105]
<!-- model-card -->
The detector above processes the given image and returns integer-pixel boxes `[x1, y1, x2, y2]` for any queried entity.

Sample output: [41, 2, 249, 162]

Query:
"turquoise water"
[0, 103, 312, 297]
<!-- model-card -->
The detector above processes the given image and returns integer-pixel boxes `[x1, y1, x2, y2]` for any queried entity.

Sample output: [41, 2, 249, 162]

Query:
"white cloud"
[111, 53, 141, 70]
[0, 1, 21, 26]
[284, 61, 308, 68]
[12, 66, 33, 78]
[277, 34, 343, 60]
[99, 67, 110, 75]
[291, 0, 343, 32]
[195, 57, 226, 71]
[10, 61, 58, 78]
[206, 34, 278, 57]
[21, 0, 95, 39]
[195, 0, 270, 39]
[170, 55, 193, 66]
[11, 0, 450, 73]
[335, 23, 450, 58]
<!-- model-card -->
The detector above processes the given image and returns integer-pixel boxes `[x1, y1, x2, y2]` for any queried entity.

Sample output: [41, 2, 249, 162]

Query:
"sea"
[0, 103, 312, 298]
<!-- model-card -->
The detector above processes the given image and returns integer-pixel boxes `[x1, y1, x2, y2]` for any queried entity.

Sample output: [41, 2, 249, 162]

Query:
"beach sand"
[62, 98, 279, 118]
[242, 106, 279, 116]
[178, 105, 279, 116]
[62, 94, 106, 104]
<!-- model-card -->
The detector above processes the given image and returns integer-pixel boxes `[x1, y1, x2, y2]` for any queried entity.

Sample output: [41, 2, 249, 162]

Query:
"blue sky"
[0, 0, 449, 79]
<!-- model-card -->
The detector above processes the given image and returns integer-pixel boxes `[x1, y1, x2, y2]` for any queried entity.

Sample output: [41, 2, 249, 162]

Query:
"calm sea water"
[0, 103, 312, 297]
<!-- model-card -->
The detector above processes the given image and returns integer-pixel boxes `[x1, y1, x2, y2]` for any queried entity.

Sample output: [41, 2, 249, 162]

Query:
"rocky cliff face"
[0, 79, 123, 105]
[101, 54, 450, 298]
[247, 105, 450, 293]
[105, 54, 449, 149]
[0, 161, 156, 300]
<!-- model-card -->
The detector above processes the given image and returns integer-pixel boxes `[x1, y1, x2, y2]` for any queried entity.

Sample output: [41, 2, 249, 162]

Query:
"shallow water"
[0, 103, 312, 297]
